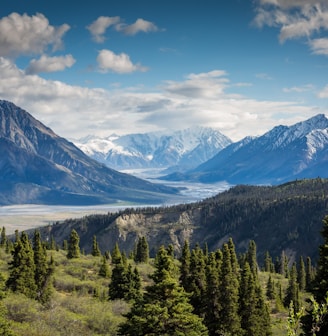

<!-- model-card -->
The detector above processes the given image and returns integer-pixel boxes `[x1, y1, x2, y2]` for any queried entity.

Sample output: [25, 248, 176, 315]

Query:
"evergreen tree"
[302, 215, 328, 335]
[33, 230, 53, 303]
[6, 232, 37, 299]
[264, 251, 273, 273]
[67, 229, 80, 259]
[298, 256, 306, 292]
[134, 236, 149, 263]
[0, 227, 6, 249]
[111, 243, 122, 265]
[284, 262, 300, 313]
[98, 255, 110, 278]
[179, 240, 191, 291]
[91, 235, 101, 257]
[118, 245, 208, 335]
[306, 256, 315, 290]
[218, 243, 242, 335]
[247, 240, 258, 277]
[187, 244, 207, 316]
[266, 274, 276, 300]
[108, 252, 129, 300]
[204, 252, 221, 336]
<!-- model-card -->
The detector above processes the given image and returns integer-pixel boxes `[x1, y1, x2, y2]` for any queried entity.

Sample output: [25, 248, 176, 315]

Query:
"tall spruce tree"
[298, 256, 306, 292]
[204, 252, 221, 336]
[302, 215, 328, 335]
[33, 230, 54, 303]
[98, 255, 110, 278]
[134, 236, 149, 263]
[284, 262, 300, 313]
[218, 243, 242, 335]
[67, 229, 80, 259]
[6, 232, 37, 299]
[91, 235, 101, 257]
[179, 240, 191, 291]
[0, 227, 6, 249]
[118, 245, 208, 336]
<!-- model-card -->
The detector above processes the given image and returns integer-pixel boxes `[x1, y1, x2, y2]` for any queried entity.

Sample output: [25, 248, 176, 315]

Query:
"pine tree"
[239, 261, 272, 336]
[67, 229, 80, 259]
[108, 251, 129, 300]
[266, 274, 276, 300]
[91, 235, 101, 257]
[264, 251, 273, 273]
[297, 256, 306, 291]
[118, 245, 208, 335]
[302, 215, 328, 335]
[204, 252, 221, 336]
[98, 255, 110, 278]
[33, 230, 53, 303]
[247, 240, 258, 277]
[188, 244, 207, 316]
[306, 256, 315, 290]
[0, 227, 6, 248]
[6, 232, 37, 299]
[284, 262, 300, 313]
[134, 236, 149, 263]
[218, 243, 242, 335]
[179, 240, 191, 291]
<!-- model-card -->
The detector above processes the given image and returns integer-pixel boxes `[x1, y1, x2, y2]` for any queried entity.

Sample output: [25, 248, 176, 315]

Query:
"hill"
[0, 100, 179, 205]
[34, 178, 328, 263]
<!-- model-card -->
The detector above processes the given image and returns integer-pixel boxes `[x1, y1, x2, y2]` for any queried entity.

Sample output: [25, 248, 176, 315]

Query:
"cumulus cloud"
[25, 54, 76, 74]
[96, 49, 147, 73]
[86, 16, 120, 43]
[253, 0, 328, 44]
[0, 12, 70, 57]
[115, 18, 159, 35]
[0, 58, 322, 141]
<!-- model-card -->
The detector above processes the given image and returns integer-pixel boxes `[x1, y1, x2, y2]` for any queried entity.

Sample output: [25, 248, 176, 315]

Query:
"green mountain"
[33, 178, 328, 264]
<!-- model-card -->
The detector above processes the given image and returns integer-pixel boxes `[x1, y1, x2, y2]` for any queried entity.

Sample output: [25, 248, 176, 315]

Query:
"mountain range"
[73, 127, 232, 173]
[0, 100, 178, 205]
[163, 114, 328, 185]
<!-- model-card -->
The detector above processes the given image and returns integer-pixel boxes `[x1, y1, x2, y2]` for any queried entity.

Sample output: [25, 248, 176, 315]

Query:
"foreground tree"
[6, 232, 37, 299]
[118, 246, 208, 335]
[302, 216, 328, 335]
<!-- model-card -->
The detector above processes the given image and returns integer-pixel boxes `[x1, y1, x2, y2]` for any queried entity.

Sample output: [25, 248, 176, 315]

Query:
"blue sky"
[0, 0, 327, 141]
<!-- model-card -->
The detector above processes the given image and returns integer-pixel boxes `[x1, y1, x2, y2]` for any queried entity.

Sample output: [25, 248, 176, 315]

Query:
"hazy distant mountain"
[163, 114, 328, 185]
[0, 100, 178, 205]
[74, 127, 232, 172]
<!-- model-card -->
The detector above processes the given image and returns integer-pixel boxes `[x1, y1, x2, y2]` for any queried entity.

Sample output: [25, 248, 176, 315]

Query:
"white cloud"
[0, 12, 70, 57]
[0, 58, 323, 141]
[96, 49, 147, 74]
[86, 16, 120, 43]
[310, 37, 328, 55]
[318, 85, 328, 98]
[25, 54, 76, 74]
[253, 1, 328, 44]
[283, 84, 314, 93]
[115, 18, 159, 35]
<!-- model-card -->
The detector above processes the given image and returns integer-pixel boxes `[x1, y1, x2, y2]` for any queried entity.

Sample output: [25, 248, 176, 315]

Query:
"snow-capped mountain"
[74, 127, 232, 172]
[163, 114, 328, 185]
[0, 100, 178, 205]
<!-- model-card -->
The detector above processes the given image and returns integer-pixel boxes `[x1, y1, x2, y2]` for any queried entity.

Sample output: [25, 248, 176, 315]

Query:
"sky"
[0, 0, 328, 142]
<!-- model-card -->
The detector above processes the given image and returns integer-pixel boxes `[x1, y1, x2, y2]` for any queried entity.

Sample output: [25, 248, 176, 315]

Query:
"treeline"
[1, 215, 328, 335]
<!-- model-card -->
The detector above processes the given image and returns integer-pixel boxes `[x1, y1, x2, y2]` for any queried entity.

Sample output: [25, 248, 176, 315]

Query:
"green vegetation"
[0, 214, 327, 334]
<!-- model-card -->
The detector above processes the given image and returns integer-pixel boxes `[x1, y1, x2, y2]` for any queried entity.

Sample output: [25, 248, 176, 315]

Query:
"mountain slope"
[0, 100, 178, 205]
[163, 114, 328, 184]
[34, 178, 328, 263]
[74, 127, 232, 172]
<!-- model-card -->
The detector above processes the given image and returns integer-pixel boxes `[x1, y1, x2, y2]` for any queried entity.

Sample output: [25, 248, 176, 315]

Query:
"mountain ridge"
[162, 114, 328, 184]
[0, 100, 179, 205]
[73, 126, 232, 172]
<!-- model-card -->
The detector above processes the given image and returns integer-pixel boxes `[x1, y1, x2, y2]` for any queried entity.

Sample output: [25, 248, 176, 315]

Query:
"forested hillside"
[34, 178, 328, 264]
[0, 221, 327, 335]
